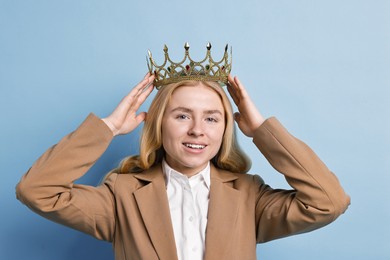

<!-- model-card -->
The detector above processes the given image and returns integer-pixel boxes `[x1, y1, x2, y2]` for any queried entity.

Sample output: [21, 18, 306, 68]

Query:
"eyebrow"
[170, 106, 223, 115]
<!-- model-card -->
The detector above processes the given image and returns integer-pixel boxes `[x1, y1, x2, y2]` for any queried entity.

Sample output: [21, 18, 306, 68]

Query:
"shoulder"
[235, 172, 265, 190]
[101, 172, 148, 193]
[102, 164, 164, 192]
[212, 168, 269, 206]
[212, 166, 265, 190]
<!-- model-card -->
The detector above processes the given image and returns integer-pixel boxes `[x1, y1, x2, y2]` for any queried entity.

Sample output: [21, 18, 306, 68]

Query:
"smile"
[184, 143, 206, 149]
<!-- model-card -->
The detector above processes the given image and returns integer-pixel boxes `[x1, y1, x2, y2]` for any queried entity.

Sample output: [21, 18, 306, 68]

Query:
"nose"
[188, 119, 204, 137]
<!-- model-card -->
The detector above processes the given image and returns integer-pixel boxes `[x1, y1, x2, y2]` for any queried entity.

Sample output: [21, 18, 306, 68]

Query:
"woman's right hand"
[102, 73, 155, 136]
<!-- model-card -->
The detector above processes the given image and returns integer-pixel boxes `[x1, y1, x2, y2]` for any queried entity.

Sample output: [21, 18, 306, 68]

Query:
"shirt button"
[192, 247, 197, 252]
[189, 216, 194, 222]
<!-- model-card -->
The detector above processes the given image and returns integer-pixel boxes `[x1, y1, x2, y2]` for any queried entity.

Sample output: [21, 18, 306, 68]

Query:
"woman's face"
[161, 83, 225, 176]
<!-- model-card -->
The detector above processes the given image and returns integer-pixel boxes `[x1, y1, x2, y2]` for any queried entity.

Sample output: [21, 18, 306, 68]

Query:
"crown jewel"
[147, 42, 232, 89]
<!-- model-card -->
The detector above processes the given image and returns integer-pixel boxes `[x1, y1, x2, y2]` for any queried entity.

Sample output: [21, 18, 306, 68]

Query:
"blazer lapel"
[204, 165, 240, 260]
[133, 166, 178, 260]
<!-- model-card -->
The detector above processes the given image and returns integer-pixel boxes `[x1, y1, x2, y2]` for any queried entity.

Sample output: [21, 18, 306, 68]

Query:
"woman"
[16, 71, 350, 259]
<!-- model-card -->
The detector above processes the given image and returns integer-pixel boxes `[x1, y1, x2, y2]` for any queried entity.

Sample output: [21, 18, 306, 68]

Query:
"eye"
[205, 117, 218, 123]
[176, 114, 190, 120]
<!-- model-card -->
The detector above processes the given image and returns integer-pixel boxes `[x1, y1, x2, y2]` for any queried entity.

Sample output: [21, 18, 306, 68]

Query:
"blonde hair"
[117, 80, 251, 174]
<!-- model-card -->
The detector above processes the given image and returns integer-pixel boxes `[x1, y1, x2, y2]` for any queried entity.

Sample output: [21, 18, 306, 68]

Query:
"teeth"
[185, 143, 206, 149]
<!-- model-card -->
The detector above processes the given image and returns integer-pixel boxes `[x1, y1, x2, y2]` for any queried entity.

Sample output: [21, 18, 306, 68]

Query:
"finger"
[229, 75, 244, 101]
[227, 75, 240, 103]
[131, 83, 154, 112]
[233, 112, 241, 123]
[227, 75, 235, 88]
[228, 74, 235, 84]
[111, 75, 154, 119]
[233, 76, 249, 99]
[133, 74, 155, 94]
[140, 83, 154, 99]
[228, 74, 240, 91]
[122, 75, 154, 106]
[227, 83, 239, 105]
[128, 111, 147, 129]
[133, 74, 155, 96]
[124, 83, 154, 120]
[134, 112, 147, 125]
[141, 77, 155, 93]
[120, 111, 148, 135]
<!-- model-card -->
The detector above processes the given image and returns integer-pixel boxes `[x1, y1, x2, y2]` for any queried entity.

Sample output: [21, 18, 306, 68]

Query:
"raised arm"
[16, 74, 155, 241]
[226, 75, 350, 242]
[252, 117, 350, 242]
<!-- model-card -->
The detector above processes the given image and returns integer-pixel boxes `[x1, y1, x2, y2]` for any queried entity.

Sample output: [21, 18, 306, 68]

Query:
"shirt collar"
[162, 159, 211, 190]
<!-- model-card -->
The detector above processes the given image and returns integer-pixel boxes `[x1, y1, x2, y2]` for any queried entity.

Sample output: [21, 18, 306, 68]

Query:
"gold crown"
[147, 42, 232, 88]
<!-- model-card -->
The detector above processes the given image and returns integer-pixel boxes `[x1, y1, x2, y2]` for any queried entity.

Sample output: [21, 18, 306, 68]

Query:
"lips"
[183, 143, 206, 149]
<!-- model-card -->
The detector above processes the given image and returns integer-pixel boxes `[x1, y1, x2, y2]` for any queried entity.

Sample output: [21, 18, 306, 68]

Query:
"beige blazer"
[16, 114, 350, 260]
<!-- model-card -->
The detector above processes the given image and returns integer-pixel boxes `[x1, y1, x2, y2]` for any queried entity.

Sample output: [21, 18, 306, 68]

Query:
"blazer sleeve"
[252, 117, 350, 243]
[16, 113, 117, 242]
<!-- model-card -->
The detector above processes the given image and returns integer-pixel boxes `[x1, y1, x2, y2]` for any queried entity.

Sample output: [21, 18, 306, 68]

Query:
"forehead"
[168, 84, 224, 110]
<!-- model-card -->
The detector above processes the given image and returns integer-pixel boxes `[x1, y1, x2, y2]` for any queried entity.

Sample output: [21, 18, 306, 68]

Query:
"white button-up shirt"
[162, 160, 211, 260]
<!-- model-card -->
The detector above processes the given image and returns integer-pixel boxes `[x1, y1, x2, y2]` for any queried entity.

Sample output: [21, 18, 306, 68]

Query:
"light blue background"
[1, 0, 389, 259]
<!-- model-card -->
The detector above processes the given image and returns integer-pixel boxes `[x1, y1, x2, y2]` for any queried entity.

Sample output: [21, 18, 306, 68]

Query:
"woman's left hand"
[227, 75, 265, 137]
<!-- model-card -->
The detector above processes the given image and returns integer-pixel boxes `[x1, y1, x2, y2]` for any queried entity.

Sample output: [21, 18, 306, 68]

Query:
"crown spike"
[225, 44, 228, 52]
[184, 42, 190, 50]
[163, 45, 168, 52]
[147, 50, 152, 58]
[207, 42, 212, 50]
